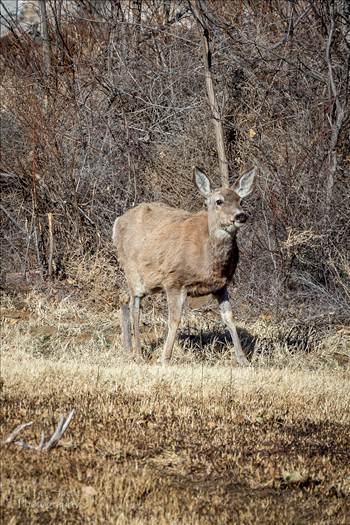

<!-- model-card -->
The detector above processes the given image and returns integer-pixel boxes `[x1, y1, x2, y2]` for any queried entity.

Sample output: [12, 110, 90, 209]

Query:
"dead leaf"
[81, 485, 97, 499]
[282, 470, 304, 484]
[260, 312, 273, 321]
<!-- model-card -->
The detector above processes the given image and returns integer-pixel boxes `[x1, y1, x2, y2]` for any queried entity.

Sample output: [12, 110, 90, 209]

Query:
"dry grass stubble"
[1, 291, 350, 524]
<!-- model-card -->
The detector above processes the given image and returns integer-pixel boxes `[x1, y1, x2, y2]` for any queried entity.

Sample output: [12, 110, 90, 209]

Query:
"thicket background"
[1, 0, 349, 319]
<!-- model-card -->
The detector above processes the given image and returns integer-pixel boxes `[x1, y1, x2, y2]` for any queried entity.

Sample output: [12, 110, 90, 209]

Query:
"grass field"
[1, 289, 349, 524]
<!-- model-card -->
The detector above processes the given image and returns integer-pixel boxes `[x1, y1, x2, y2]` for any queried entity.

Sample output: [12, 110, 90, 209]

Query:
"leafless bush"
[1, 0, 349, 318]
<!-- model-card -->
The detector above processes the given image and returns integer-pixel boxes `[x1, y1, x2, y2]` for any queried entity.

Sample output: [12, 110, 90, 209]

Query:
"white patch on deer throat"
[134, 282, 146, 297]
[215, 228, 231, 240]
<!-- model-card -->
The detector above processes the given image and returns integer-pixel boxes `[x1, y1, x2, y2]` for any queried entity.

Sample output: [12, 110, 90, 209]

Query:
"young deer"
[113, 167, 255, 365]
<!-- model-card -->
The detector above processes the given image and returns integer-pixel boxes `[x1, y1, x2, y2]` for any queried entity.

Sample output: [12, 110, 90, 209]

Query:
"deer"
[112, 166, 256, 366]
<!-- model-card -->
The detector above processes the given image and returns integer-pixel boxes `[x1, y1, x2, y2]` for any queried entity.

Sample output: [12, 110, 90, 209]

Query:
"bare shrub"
[1, 0, 349, 320]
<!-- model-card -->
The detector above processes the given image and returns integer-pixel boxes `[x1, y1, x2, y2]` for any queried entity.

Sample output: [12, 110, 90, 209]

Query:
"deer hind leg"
[120, 297, 133, 355]
[130, 295, 143, 361]
[214, 287, 249, 367]
[162, 287, 187, 364]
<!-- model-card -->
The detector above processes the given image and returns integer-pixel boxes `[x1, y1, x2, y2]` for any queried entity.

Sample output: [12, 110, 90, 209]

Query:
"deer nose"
[235, 212, 247, 223]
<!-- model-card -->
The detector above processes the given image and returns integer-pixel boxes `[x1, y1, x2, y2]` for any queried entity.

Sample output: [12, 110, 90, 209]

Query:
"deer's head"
[194, 167, 255, 236]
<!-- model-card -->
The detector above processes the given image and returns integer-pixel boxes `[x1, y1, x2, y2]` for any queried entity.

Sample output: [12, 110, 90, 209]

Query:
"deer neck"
[207, 214, 238, 273]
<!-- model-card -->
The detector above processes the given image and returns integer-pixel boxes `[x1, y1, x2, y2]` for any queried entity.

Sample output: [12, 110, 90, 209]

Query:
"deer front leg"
[214, 287, 249, 366]
[162, 288, 187, 364]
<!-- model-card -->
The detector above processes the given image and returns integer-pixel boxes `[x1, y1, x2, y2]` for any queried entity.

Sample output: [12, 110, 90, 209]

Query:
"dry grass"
[1, 289, 350, 524]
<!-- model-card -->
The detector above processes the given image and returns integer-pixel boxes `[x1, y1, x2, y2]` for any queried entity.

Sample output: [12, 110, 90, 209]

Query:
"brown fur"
[114, 204, 239, 298]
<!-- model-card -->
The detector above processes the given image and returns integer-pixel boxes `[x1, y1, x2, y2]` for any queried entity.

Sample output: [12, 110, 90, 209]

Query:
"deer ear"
[193, 167, 211, 197]
[235, 168, 256, 198]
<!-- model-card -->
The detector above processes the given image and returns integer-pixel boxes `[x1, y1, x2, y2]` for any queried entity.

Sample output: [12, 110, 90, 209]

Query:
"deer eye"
[216, 199, 224, 206]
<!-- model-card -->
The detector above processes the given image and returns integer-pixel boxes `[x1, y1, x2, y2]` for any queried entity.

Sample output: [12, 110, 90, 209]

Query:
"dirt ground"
[1, 291, 349, 524]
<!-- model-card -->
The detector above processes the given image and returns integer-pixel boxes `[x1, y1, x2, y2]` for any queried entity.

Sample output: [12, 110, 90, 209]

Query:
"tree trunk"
[39, 0, 51, 110]
[191, 1, 229, 187]
[325, 7, 345, 213]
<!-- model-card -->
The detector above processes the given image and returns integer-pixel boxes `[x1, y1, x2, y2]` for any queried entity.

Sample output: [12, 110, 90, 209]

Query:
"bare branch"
[3, 422, 33, 444]
[0, 204, 26, 233]
[44, 410, 75, 451]
[191, 0, 229, 187]
[3, 410, 75, 451]
[47, 212, 54, 278]
[38, 0, 51, 110]
[326, 15, 338, 110]
[325, 6, 346, 210]
[13, 440, 35, 449]
[38, 431, 46, 450]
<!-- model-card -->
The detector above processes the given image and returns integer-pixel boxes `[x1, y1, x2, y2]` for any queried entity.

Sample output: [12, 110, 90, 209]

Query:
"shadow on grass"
[177, 327, 257, 360]
[142, 325, 257, 361]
